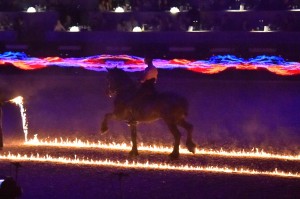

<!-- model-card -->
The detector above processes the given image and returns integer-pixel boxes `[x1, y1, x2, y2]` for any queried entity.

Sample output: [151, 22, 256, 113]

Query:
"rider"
[139, 57, 158, 96]
[128, 57, 158, 124]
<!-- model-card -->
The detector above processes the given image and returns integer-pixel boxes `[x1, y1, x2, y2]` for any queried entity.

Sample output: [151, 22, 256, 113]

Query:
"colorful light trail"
[1, 52, 300, 75]
[0, 153, 299, 178]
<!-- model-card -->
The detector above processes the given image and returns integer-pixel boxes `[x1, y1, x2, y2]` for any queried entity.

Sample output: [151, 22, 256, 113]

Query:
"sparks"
[9, 96, 28, 142]
[0, 152, 298, 178]
[25, 135, 300, 161]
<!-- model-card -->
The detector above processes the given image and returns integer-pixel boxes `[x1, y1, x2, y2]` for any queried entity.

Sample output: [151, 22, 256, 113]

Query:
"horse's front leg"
[166, 123, 181, 160]
[101, 113, 114, 134]
[129, 123, 139, 156]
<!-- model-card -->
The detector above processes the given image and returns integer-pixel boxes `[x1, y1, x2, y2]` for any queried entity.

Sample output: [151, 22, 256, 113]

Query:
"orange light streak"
[9, 96, 28, 142]
[0, 152, 298, 178]
[26, 135, 300, 161]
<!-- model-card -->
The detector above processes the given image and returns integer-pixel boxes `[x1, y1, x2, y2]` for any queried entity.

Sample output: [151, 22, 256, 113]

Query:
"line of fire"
[0, 53, 299, 182]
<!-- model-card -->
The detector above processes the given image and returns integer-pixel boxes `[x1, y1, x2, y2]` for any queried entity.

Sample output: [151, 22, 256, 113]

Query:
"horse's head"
[106, 68, 119, 97]
[106, 68, 135, 97]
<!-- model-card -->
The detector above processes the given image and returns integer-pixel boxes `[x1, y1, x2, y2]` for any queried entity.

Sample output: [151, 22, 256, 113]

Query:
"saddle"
[127, 78, 157, 124]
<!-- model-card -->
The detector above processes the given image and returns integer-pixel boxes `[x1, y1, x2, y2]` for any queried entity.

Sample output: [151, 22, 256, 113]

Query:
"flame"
[9, 96, 28, 142]
[7, 96, 300, 162]
[9, 96, 23, 104]
[4, 97, 300, 179]
[26, 135, 300, 161]
[0, 152, 298, 178]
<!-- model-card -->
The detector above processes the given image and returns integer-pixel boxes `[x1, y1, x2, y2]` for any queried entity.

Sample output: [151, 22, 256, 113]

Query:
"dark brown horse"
[101, 68, 196, 159]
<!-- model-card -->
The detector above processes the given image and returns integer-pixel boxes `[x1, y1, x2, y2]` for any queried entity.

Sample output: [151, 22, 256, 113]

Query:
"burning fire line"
[26, 135, 300, 161]
[0, 152, 299, 178]
[9, 96, 28, 142]
[9, 96, 300, 162]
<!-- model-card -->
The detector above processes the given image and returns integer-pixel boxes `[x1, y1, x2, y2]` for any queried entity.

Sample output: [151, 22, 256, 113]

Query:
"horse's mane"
[108, 68, 136, 89]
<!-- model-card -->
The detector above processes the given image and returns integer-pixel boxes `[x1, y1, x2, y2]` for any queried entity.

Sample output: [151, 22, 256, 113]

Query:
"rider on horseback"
[103, 64, 196, 158]
[128, 57, 158, 124]
[139, 57, 158, 95]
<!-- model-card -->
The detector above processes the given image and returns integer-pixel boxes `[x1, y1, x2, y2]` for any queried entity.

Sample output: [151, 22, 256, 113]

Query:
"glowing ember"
[9, 96, 28, 142]
[26, 135, 300, 161]
[0, 152, 298, 178]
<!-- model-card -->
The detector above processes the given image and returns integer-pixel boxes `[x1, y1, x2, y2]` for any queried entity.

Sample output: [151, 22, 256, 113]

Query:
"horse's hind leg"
[129, 123, 139, 156]
[166, 122, 181, 159]
[178, 119, 196, 154]
[101, 113, 114, 134]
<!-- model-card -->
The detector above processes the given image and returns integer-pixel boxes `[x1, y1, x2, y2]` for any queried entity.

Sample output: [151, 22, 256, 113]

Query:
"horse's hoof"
[169, 152, 179, 160]
[187, 141, 196, 154]
[100, 129, 109, 135]
[129, 150, 139, 157]
[100, 126, 108, 135]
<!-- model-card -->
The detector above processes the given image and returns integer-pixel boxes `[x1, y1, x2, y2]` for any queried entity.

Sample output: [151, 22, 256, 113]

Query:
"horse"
[101, 68, 196, 159]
